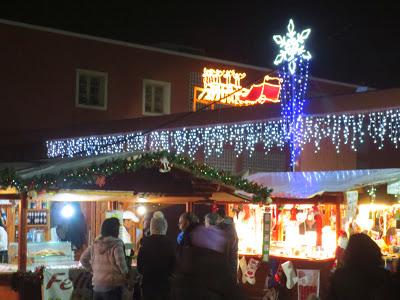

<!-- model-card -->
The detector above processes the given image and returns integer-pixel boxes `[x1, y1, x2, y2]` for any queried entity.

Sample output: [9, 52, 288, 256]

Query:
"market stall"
[0, 151, 268, 299]
[236, 169, 400, 300]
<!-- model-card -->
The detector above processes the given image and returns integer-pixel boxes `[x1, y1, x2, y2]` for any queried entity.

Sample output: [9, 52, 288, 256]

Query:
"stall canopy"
[0, 151, 271, 204]
[247, 169, 400, 199]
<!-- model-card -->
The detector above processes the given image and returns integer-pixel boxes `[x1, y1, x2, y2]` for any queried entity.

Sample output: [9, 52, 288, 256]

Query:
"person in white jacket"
[0, 219, 8, 263]
[121, 211, 138, 256]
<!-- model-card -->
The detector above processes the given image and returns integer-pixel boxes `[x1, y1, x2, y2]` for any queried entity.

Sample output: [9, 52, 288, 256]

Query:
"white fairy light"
[46, 108, 400, 160]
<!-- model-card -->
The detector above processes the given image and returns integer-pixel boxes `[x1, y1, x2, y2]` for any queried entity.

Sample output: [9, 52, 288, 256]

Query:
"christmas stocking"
[239, 256, 248, 284]
[281, 261, 297, 289]
[244, 258, 260, 285]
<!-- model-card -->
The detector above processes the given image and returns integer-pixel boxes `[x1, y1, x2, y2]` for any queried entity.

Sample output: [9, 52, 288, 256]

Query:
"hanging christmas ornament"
[95, 175, 106, 187]
[159, 156, 171, 173]
[243, 258, 261, 285]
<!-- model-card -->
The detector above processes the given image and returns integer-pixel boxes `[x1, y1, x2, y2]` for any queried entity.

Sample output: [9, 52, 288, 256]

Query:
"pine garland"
[0, 151, 272, 203]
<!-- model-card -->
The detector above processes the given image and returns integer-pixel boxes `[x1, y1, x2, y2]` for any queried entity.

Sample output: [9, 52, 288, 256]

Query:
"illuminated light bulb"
[61, 204, 75, 219]
[137, 205, 147, 216]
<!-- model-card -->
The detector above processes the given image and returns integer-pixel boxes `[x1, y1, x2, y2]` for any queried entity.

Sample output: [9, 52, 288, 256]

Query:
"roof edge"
[0, 18, 359, 88]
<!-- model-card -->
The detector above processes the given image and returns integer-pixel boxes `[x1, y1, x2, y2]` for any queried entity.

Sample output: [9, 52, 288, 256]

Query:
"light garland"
[46, 108, 400, 159]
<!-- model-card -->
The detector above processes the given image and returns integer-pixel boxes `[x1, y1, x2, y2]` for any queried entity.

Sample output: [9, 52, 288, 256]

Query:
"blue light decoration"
[273, 19, 312, 166]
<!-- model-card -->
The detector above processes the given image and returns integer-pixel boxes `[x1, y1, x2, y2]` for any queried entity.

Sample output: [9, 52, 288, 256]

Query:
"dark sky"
[1, 1, 400, 89]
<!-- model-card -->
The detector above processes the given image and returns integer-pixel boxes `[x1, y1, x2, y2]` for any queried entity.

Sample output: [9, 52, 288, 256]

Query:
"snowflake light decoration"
[273, 19, 312, 74]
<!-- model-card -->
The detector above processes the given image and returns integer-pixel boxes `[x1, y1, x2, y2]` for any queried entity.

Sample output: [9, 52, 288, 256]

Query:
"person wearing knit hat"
[137, 211, 175, 299]
[150, 211, 168, 235]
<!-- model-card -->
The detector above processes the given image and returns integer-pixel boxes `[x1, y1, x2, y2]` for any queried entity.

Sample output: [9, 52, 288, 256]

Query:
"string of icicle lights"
[46, 108, 400, 159]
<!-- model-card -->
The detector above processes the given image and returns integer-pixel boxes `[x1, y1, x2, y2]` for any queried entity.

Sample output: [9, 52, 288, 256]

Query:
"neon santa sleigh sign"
[193, 68, 282, 110]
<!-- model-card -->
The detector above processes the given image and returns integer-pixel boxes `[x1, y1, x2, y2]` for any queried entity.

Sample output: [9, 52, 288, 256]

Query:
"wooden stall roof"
[1, 151, 258, 204]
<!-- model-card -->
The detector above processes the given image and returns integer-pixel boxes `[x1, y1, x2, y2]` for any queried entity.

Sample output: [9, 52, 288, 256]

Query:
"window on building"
[75, 69, 108, 110]
[143, 79, 171, 115]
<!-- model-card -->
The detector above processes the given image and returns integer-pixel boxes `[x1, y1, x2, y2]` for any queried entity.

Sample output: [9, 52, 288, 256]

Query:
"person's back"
[329, 267, 390, 300]
[90, 236, 128, 288]
[80, 217, 128, 299]
[137, 211, 174, 300]
[138, 235, 175, 291]
[328, 233, 390, 300]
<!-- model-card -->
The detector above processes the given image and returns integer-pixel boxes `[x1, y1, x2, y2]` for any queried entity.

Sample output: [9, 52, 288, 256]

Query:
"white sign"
[387, 180, 400, 195]
[345, 191, 358, 222]
[44, 268, 92, 300]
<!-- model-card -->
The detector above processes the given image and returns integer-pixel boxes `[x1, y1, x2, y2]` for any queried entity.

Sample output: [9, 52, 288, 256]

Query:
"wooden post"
[18, 192, 28, 272]
[336, 202, 341, 240]
[185, 202, 193, 213]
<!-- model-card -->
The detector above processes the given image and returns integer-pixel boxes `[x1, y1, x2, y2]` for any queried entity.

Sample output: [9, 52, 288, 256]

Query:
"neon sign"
[193, 68, 282, 110]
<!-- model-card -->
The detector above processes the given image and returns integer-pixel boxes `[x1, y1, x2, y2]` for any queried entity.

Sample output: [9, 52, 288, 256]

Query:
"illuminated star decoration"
[273, 19, 312, 74]
[273, 19, 312, 167]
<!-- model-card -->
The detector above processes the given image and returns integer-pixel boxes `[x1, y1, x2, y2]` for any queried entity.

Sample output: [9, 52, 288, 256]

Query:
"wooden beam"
[185, 202, 193, 212]
[18, 192, 27, 272]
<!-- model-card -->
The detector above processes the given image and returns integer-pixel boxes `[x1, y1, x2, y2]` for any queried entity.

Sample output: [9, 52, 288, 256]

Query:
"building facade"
[2, 19, 399, 173]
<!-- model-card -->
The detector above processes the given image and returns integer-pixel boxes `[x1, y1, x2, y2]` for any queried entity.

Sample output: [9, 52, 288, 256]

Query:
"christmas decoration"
[274, 19, 311, 166]
[273, 19, 312, 74]
[239, 257, 260, 285]
[46, 107, 400, 162]
[0, 151, 272, 204]
[193, 68, 281, 108]
[367, 186, 377, 201]
[159, 156, 171, 173]
[281, 260, 298, 289]
[297, 269, 320, 300]
[95, 175, 106, 187]
[262, 213, 272, 262]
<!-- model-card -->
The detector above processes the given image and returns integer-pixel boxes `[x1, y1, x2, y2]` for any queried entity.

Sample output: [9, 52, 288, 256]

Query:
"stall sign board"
[44, 267, 92, 300]
[262, 212, 271, 262]
[345, 191, 358, 223]
[387, 180, 400, 195]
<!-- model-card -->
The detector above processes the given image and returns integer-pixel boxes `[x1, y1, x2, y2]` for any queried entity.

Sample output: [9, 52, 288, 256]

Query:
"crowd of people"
[80, 210, 241, 300]
[79, 210, 400, 300]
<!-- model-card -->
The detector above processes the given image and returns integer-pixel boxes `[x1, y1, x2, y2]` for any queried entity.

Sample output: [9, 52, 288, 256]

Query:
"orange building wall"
[0, 21, 356, 133]
[298, 139, 357, 171]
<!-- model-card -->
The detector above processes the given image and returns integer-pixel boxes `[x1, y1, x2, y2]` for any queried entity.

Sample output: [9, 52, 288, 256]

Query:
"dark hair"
[101, 217, 120, 238]
[180, 212, 199, 224]
[344, 233, 383, 269]
[0, 219, 5, 229]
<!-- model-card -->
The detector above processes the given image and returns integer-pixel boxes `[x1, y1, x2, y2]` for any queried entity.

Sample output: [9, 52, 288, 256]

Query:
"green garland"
[0, 151, 272, 203]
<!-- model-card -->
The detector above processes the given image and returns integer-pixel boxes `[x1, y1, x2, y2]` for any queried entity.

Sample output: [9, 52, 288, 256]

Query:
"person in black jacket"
[137, 211, 175, 300]
[328, 233, 391, 300]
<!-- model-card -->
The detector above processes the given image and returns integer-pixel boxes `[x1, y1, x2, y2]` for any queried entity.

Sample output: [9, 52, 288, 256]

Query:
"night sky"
[1, 1, 399, 89]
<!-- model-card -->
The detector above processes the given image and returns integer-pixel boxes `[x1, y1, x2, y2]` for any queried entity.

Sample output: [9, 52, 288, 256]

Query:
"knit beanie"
[150, 211, 168, 235]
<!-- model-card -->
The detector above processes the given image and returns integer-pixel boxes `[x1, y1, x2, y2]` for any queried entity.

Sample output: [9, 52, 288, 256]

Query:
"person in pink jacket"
[80, 217, 128, 300]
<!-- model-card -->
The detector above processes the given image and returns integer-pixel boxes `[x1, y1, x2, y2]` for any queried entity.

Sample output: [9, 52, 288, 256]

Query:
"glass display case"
[8, 241, 74, 268]
[230, 203, 337, 260]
